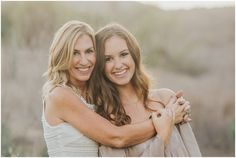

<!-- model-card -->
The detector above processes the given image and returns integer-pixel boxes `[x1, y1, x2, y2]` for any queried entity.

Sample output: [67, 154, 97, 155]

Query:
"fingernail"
[187, 118, 192, 122]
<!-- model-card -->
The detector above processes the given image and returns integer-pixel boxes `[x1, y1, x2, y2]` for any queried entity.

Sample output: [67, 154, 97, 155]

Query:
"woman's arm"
[149, 88, 191, 124]
[46, 87, 156, 148]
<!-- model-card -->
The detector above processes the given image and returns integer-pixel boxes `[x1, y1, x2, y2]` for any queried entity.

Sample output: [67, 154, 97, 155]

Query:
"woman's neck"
[68, 80, 87, 97]
[116, 83, 139, 106]
[117, 83, 150, 124]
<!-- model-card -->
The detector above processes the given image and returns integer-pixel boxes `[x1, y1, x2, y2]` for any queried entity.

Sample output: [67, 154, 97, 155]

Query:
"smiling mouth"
[76, 66, 92, 73]
[113, 69, 127, 77]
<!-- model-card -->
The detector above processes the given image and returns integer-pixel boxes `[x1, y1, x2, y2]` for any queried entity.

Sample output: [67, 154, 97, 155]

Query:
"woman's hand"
[173, 98, 191, 124]
[151, 108, 174, 145]
[166, 91, 191, 124]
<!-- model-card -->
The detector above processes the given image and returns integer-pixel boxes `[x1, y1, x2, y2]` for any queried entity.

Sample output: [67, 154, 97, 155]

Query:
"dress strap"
[54, 84, 95, 110]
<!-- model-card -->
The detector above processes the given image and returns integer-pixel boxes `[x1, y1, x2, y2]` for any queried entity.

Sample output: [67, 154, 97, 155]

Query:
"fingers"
[175, 90, 190, 106]
[151, 112, 159, 132]
[183, 114, 188, 121]
[175, 90, 183, 98]
[167, 95, 177, 106]
[168, 90, 193, 125]
[152, 108, 172, 120]
[151, 112, 158, 121]
[186, 117, 192, 122]
[182, 101, 191, 113]
[181, 102, 192, 124]
[183, 114, 192, 123]
[176, 96, 190, 109]
[184, 104, 191, 113]
[167, 90, 185, 108]
[151, 110, 162, 121]
[164, 108, 175, 124]
[177, 97, 185, 105]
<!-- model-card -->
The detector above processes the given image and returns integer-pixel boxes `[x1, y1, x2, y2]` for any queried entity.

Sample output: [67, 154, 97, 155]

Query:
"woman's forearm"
[116, 120, 156, 148]
[54, 87, 156, 148]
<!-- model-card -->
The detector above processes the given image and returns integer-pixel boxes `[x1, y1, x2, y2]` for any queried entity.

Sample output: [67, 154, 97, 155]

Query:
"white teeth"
[77, 67, 89, 72]
[114, 69, 127, 75]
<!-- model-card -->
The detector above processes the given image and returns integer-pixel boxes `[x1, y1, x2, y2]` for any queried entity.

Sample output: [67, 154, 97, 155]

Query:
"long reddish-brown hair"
[87, 23, 151, 126]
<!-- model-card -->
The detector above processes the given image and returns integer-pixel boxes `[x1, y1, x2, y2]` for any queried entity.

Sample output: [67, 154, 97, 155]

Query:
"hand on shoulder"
[149, 88, 176, 105]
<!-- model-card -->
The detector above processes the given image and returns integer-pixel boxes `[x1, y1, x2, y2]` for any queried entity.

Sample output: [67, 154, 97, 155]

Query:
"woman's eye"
[73, 51, 80, 55]
[86, 49, 94, 54]
[105, 57, 112, 62]
[121, 52, 128, 57]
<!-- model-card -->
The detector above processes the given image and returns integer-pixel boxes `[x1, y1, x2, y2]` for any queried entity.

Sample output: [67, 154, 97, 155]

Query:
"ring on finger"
[178, 99, 185, 105]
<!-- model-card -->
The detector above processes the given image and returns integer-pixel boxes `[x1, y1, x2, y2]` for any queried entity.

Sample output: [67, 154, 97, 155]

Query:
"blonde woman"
[41, 20, 180, 156]
[90, 23, 201, 156]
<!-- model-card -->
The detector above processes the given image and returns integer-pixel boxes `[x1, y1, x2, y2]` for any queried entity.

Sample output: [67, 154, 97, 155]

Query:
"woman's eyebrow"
[73, 49, 80, 52]
[74, 47, 94, 52]
[86, 47, 94, 50]
[105, 49, 129, 55]
[119, 49, 129, 53]
[104, 54, 112, 57]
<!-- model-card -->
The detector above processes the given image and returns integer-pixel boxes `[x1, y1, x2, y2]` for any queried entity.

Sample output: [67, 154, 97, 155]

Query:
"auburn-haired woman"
[90, 23, 201, 156]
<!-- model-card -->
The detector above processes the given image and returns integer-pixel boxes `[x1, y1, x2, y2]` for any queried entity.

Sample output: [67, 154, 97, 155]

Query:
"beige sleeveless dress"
[42, 88, 98, 157]
[99, 122, 201, 157]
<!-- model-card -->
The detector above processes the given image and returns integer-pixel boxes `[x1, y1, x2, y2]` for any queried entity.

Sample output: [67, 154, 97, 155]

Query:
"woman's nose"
[114, 59, 123, 69]
[79, 54, 89, 65]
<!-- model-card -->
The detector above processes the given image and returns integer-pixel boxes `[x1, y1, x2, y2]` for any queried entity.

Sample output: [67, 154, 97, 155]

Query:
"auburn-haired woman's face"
[104, 36, 135, 86]
[68, 34, 96, 86]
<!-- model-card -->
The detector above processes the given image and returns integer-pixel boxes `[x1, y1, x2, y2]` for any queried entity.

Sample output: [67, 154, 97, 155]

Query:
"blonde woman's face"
[104, 36, 135, 86]
[68, 34, 96, 86]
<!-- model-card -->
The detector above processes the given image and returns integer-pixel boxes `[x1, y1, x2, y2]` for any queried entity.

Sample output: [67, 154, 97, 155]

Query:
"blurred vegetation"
[2, 123, 13, 156]
[1, 122, 23, 156]
[229, 120, 235, 140]
[1, 1, 235, 156]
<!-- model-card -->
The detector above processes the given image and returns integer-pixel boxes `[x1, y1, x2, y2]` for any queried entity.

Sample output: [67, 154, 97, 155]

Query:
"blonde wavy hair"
[42, 20, 95, 99]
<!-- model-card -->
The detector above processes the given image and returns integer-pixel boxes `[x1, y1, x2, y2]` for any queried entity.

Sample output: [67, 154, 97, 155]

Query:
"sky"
[140, 1, 235, 10]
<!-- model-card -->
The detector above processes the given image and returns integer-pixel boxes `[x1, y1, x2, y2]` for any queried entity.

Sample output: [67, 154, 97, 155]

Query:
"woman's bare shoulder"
[149, 88, 175, 104]
[48, 86, 73, 103]
[150, 88, 175, 97]
[46, 86, 83, 110]
[46, 86, 89, 119]
[44, 86, 79, 124]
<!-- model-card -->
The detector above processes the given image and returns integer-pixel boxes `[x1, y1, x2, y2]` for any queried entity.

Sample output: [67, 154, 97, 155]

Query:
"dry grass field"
[1, 1, 234, 156]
